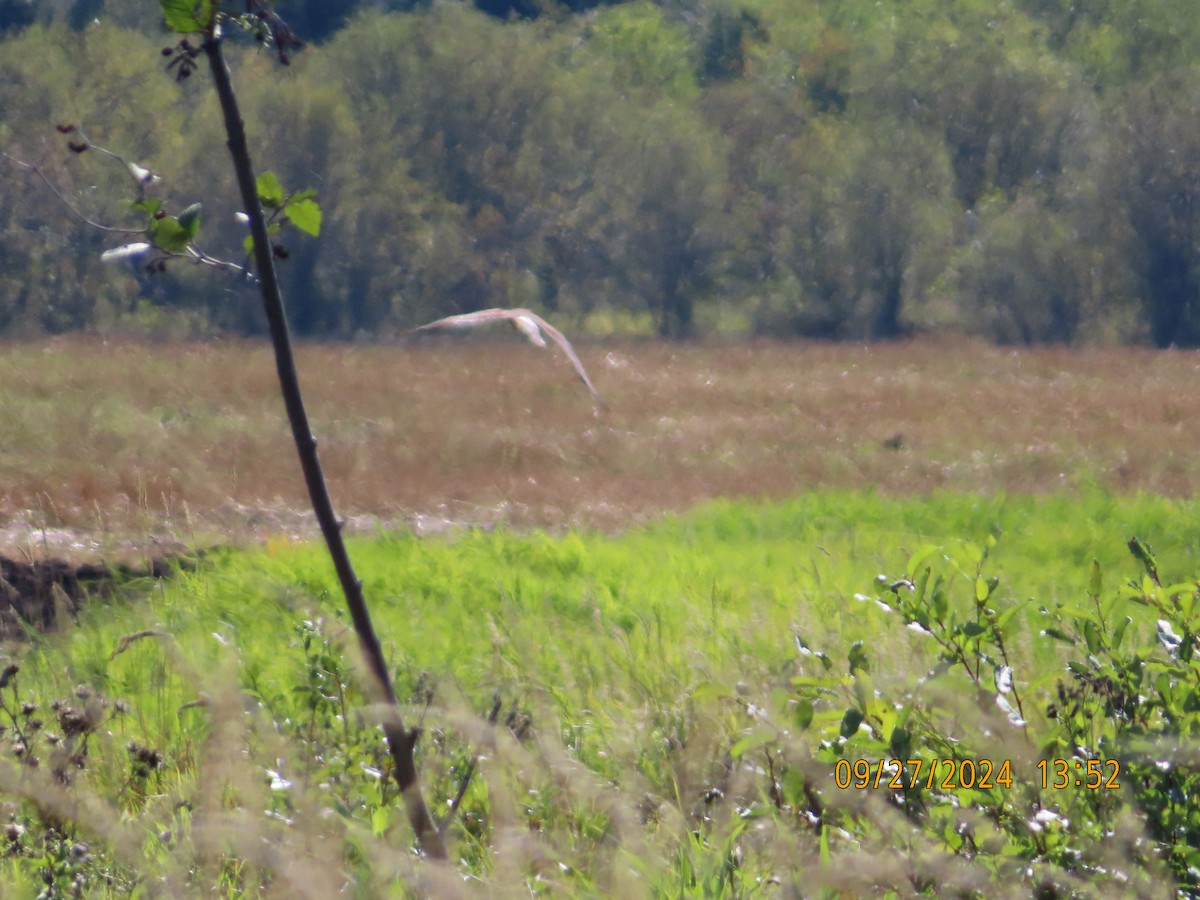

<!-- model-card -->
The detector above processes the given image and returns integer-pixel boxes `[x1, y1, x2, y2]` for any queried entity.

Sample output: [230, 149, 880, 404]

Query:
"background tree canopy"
[3, 0, 1200, 343]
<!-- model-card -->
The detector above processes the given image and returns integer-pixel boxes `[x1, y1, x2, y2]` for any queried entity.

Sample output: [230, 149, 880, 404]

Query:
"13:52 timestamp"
[1038, 758, 1121, 790]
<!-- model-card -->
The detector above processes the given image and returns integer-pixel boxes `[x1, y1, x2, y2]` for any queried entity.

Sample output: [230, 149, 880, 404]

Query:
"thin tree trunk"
[201, 25, 445, 859]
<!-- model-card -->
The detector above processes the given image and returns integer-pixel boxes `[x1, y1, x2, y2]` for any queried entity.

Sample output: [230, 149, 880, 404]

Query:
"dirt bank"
[0, 556, 184, 639]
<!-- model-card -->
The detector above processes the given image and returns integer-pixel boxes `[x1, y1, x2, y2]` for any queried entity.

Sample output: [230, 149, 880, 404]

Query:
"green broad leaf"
[932, 585, 948, 622]
[992, 600, 1027, 635]
[149, 216, 191, 253]
[1155, 672, 1174, 702]
[848, 640, 870, 675]
[1088, 559, 1103, 600]
[1112, 615, 1132, 650]
[889, 724, 912, 759]
[370, 804, 391, 837]
[1042, 627, 1075, 644]
[975, 577, 990, 603]
[839, 707, 865, 738]
[131, 198, 162, 217]
[1083, 619, 1103, 653]
[160, 0, 214, 33]
[960, 540, 984, 568]
[906, 544, 939, 575]
[691, 680, 734, 702]
[257, 171, 285, 209]
[781, 768, 808, 808]
[853, 671, 873, 713]
[961, 622, 987, 637]
[767, 688, 791, 716]
[284, 196, 322, 236]
[914, 564, 931, 603]
[177, 203, 202, 239]
[730, 726, 776, 759]
[793, 699, 814, 730]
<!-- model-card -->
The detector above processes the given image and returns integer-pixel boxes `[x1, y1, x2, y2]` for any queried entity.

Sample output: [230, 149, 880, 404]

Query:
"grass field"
[2, 491, 1198, 895]
[2, 335, 1200, 558]
[2, 336, 1200, 895]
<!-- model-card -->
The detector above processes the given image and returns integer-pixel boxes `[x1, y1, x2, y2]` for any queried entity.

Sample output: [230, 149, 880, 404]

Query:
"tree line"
[3, 0, 1200, 344]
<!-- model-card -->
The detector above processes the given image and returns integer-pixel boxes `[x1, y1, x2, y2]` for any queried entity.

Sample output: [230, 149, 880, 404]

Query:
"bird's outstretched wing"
[407, 308, 607, 410]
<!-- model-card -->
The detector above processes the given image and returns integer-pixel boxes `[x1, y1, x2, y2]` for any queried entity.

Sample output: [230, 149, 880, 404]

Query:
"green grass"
[4, 489, 1200, 895]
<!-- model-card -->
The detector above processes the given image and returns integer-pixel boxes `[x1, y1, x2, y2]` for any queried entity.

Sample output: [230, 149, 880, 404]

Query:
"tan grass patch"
[0, 334, 1197, 556]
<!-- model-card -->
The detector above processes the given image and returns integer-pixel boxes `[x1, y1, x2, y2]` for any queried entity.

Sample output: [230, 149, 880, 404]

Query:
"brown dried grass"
[0, 334, 1197, 556]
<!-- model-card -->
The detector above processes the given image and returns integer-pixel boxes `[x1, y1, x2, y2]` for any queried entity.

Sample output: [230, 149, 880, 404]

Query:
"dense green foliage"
[4, 0, 1200, 342]
[2, 492, 1200, 893]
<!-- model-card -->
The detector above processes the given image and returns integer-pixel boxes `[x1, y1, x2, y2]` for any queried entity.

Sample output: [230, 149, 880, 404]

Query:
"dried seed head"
[0, 663, 19, 689]
[57, 707, 91, 737]
[68, 141, 89, 154]
[55, 123, 76, 134]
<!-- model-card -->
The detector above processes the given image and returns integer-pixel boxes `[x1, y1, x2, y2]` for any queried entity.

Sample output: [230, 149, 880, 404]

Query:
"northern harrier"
[407, 308, 606, 410]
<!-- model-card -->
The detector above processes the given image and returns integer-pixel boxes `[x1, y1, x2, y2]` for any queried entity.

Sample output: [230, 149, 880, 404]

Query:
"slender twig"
[4, 146, 254, 279]
[185, 244, 255, 279]
[200, 19, 444, 858]
[438, 695, 502, 841]
[1, 150, 140, 235]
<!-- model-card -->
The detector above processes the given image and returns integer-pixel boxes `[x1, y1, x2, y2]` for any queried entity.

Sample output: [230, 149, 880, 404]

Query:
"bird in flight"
[407, 308, 607, 410]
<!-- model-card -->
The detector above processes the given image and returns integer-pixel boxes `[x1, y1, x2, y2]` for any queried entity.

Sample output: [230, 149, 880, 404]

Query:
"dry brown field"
[1, 334, 1198, 558]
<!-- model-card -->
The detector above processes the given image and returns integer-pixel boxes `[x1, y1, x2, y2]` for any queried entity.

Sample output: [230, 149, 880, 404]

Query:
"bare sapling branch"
[4, 128, 252, 280]
[196, 16, 444, 858]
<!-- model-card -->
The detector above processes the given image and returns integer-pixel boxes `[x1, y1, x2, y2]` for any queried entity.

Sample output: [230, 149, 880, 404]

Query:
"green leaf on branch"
[730, 726, 775, 759]
[131, 198, 163, 218]
[160, 0, 216, 33]
[975, 576, 990, 603]
[149, 216, 192, 253]
[1042, 627, 1075, 644]
[1083, 619, 1103, 653]
[889, 724, 912, 759]
[1089, 559, 1103, 600]
[284, 195, 322, 237]
[256, 171, 284, 209]
[793, 699, 814, 730]
[839, 707, 865, 738]
[177, 203, 202, 239]
[243, 221, 282, 257]
[1112, 615, 1132, 650]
